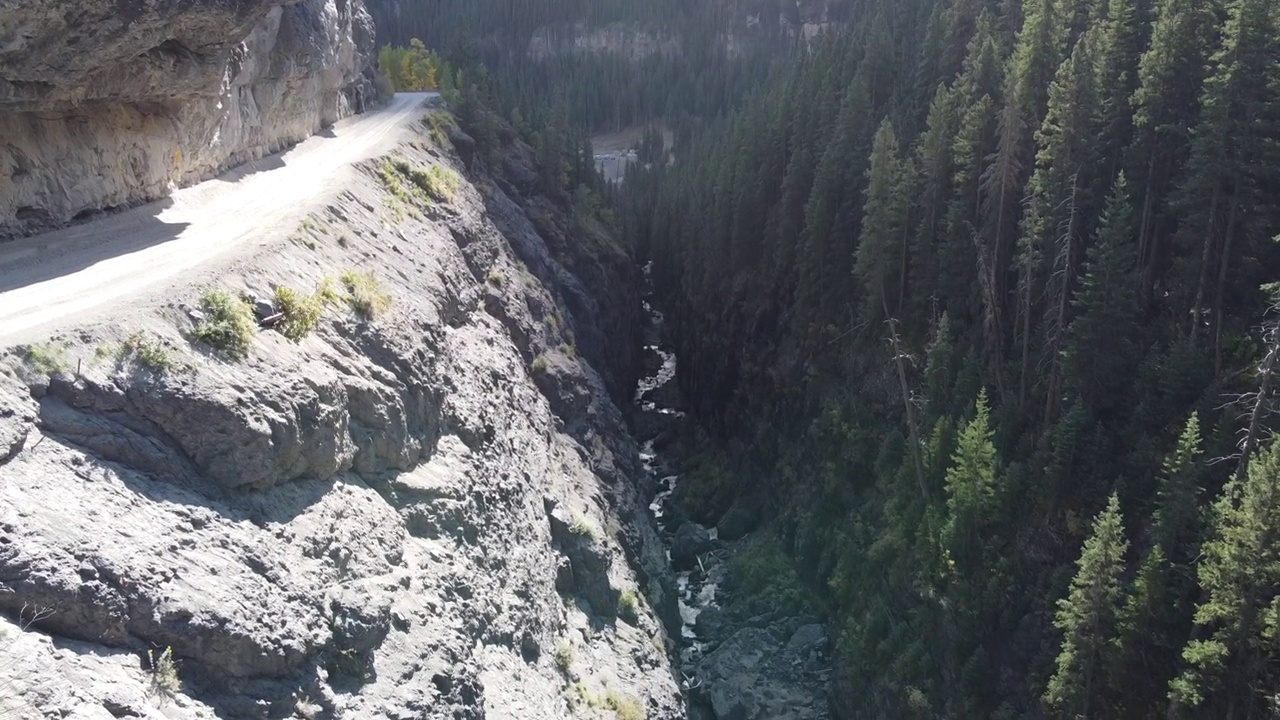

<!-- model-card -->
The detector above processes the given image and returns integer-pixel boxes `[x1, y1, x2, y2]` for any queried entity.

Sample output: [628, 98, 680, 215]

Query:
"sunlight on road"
[0, 93, 433, 342]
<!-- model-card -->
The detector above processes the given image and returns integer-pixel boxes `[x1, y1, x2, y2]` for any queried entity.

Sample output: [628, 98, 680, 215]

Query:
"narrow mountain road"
[0, 92, 433, 344]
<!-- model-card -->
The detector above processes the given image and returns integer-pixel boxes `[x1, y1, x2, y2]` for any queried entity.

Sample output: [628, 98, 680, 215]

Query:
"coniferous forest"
[379, 0, 1280, 715]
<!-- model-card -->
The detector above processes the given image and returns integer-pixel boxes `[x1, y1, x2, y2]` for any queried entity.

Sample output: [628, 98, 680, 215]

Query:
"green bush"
[120, 332, 174, 372]
[606, 691, 644, 720]
[21, 343, 68, 375]
[618, 590, 641, 624]
[192, 290, 256, 360]
[424, 111, 456, 146]
[274, 280, 341, 341]
[569, 514, 599, 542]
[571, 683, 643, 719]
[417, 165, 461, 203]
[728, 532, 815, 617]
[340, 271, 392, 320]
[553, 642, 574, 674]
[147, 646, 180, 699]
[383, 159, 462, 207]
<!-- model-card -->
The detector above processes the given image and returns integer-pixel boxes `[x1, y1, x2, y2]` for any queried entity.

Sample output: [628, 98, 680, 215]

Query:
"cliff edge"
[0, 107, 682, 718]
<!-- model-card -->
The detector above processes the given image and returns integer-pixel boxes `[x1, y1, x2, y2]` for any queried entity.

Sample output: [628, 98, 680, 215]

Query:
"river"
[629, 263, 723, 680]
[628, 264, 833, 720]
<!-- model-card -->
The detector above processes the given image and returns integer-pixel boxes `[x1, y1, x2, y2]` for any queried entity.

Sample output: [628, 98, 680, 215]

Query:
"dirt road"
[0, 93, 433, 344]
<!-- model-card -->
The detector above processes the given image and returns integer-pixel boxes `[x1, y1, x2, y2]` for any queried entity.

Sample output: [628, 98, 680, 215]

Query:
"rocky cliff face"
[0, 0, 385, 237]
[0, 112, 681, 718]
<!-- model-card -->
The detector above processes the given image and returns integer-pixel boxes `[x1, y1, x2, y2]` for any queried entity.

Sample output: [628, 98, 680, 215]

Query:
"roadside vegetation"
[339, 271, 392, 320]
[274, 280, 342, 341]
[377, 39, 447, 92]
[424, 111, 455, 146]
[20, 342, 69, 375]
[191, 290, 257, 360]
[379, 158, 461, 211]
[118, 332, 177, 373]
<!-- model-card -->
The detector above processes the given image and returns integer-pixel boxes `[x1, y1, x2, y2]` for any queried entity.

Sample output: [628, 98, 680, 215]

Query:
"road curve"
[0, 92, 433, 344]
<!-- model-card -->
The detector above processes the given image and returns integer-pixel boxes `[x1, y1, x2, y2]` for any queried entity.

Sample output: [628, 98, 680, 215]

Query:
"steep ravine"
[0, 112, 684, 718]
[629, 270, 834, 720]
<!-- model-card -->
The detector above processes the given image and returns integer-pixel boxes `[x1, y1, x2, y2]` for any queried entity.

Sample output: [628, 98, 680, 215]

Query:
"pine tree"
[943, 92, 999, 395]
[1126, 0, 1214, 301]
[856, 118, 908, 322]
[980, 0, 1067, 400]
[1017, 29, 1104, 423]
[1062, 174, 1139, 418]
[943, 390, 1001, 574]
[1111, 413, 1205, 716]
[908, 85, 960, 316]
[1154, 412, 1204, 562]
[1045, 493, 1129, 717]
[1092, 0, 1142, 184]
[1171, 0, 1280, 370]
[1112, 545, 1174, 717]
[1170, 438, 1280, 714]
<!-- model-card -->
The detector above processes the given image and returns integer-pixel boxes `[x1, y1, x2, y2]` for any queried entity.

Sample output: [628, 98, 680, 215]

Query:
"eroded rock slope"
[0, 112, 682, 718]
[0, 0, 385, 237]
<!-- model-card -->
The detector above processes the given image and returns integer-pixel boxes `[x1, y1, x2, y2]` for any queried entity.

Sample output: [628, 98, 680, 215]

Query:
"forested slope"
[365, 0, 804, 132]
[618, 0, 1280, 716]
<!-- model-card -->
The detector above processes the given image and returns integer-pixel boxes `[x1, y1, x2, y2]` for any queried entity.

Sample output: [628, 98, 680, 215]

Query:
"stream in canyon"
[630, 263, 724, 688]
[629, 263, 833, 719]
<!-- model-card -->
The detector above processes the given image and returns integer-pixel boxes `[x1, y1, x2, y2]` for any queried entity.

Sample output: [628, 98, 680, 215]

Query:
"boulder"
[698, 627, 829, 720]
[671, 522, 713, 570]
[694, 606, 726, 640]
[548, 507, 620, 616]
[787, 624, 827, 655]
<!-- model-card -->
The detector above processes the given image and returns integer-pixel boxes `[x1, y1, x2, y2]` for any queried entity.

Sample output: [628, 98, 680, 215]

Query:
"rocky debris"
[0, 0, 386, 237]
[788, 624, 828, 655]
[250, 294, 277, 321]
[547, 505, 621, 617]
[671, 522, 714, 569]
[695, 626, 830, 720]
[694, 606, 727, 639]
[0, 120, 681, 718]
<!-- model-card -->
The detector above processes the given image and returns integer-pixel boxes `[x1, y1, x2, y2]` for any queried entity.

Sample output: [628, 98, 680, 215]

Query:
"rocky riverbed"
[629, 266, 834, 720]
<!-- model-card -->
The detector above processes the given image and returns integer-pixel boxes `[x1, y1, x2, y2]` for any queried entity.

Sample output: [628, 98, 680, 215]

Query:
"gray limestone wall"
[0, 0, 385, 237]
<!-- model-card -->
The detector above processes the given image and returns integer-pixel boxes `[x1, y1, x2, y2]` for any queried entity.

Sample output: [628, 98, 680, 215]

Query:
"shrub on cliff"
[192, 290, 256, 360]
[340, 271, 392, 320]
[274, 280, 341, 341]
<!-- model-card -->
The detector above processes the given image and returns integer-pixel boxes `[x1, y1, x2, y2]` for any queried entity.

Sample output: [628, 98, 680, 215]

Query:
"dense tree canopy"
[398, 0, 1280, 713]
[611, 0, 1280, 715]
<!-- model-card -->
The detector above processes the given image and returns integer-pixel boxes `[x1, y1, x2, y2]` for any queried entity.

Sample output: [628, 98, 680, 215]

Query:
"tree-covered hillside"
[365, 0, 801, 132]
[617, 0, 1280, 716]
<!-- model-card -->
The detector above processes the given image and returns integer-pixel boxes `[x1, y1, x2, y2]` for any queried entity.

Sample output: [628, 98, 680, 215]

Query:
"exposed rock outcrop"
[696, 626, 829, 720]
[0, 0, 385, 237]
[0, 113, 680, 718]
